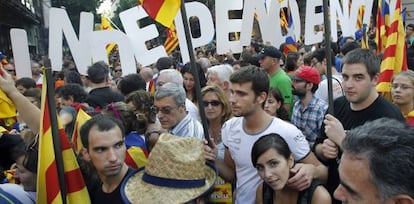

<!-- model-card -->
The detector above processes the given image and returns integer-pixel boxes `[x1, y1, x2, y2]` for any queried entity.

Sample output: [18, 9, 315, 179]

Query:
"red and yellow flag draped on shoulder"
[37, 72, 90, 204]
[376, 0, 407, 96]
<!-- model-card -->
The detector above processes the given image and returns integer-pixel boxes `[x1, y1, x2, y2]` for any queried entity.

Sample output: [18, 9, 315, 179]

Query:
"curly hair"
[125, 90, 156, 135]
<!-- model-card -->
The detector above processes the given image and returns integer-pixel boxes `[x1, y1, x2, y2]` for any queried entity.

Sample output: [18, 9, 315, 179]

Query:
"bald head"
[140, 67, 154, 82]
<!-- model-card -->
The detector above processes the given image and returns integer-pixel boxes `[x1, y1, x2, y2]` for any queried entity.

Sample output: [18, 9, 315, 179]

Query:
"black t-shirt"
[314, 95, 404, 204]
[89, 168, 133, 204]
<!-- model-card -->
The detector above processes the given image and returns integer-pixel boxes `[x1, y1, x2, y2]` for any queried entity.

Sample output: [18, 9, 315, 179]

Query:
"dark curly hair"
[125, 90, 156, 135]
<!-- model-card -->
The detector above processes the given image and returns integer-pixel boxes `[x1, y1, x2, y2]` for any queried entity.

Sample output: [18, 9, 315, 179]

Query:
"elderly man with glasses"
[154, 82, 204, 139]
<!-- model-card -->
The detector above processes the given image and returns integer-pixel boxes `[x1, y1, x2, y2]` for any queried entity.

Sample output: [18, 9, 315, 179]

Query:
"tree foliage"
[57, 0, 101, 34]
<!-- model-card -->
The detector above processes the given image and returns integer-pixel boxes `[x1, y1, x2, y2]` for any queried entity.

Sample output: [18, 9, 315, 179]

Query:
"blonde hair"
[201, 85, 232, 125]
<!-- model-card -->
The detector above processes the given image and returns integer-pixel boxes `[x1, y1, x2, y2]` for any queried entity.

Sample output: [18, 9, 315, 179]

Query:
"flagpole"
[179, 1, 211, 144]
[44, 59, 67, 204]
[322, 0, 334, 114]
[105, 16, 121, 31]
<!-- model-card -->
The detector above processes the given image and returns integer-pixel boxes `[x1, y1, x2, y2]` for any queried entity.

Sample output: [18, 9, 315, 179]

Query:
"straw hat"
[121, 133, 217, 204]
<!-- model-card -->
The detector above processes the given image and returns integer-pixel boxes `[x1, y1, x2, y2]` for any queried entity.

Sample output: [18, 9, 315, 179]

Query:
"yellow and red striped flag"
[164, 23, 179, 54]
[140, 0, 181, 28]
[376, 0, 391, 53]
[356, 5, 365, 30]
[376, 0, 407, 95]
[101, 15, 116, 55]
[71, 109, 91, 155]
[280, 9, 288, 31]
[37, 71, 90, 204]
[125, 147, 148, 168]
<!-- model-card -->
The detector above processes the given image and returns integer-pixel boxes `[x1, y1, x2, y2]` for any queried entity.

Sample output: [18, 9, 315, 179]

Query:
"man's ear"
[371, 73, 379, 86]
[222, 81, 229, 91]
[257, 91, 267, 105]
[390, 194, 414, 204]
[80, 147, 91, 162]
[68, 95, 75, 104]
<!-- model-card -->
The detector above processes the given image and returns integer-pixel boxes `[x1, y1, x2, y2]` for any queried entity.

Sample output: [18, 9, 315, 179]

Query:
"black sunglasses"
[202, 100, 221, 107]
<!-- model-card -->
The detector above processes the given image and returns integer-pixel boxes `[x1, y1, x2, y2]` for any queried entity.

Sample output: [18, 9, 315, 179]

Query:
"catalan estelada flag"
[71, 109, 91, 155]
[376, 0, 407, 95]
[140, 0, 181, 28]
[101, 15, 116, 55]
[37, 70, 90, 204]
[164, 23, 179, 54]
[376, 0, 390, 53]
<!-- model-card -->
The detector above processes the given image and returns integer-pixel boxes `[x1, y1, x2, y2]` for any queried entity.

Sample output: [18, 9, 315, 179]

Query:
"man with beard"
[80, 115, 133, 204]
[211, 65, 328, 204]
[291, 66, 328, 147]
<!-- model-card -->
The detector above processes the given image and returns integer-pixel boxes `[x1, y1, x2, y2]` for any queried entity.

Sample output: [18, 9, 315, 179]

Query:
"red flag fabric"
[37, 71, 90, 204]
[376, 0, 407, 94]
[140, 0, 181, 28]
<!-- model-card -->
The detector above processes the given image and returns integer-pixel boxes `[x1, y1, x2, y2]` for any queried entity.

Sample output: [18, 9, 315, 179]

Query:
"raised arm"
[0, 66, 41, 133]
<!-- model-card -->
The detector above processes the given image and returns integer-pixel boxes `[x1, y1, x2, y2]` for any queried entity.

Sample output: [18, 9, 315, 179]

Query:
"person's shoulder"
[0, 184, 35, 204]
[375, 96, 404, 119]
[270, 117, 299, 131]
[223, 117, 243, 127]
[311, 185, 332, 204]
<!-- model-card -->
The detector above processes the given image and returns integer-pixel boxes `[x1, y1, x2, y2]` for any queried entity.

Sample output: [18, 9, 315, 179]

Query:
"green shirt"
[269, 69, 293, 107]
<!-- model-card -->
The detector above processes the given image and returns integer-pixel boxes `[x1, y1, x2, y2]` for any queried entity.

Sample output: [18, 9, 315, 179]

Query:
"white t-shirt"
[222, 117, 310, 204]
[185, 98, 200, 121]
[315, 75, 344, 103]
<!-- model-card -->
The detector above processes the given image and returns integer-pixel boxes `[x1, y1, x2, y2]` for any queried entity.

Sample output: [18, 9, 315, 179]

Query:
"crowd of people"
[0, 23, 413, 204]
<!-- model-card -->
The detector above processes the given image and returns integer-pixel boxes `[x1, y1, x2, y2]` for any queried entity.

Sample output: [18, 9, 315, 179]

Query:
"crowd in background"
[0, 23, 413, 204]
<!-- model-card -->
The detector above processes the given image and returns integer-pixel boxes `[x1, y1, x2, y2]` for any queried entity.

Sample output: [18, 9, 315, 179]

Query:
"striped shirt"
[169, 114, 204, 140]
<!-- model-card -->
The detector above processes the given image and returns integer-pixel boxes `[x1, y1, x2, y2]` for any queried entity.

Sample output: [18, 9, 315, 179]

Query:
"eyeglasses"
[6, 69, 15, 73]
[152, 105, 179, 114]
[202, 100, 221, 107]
[114, 69, 122, 72]
[392, 83, 414, 90]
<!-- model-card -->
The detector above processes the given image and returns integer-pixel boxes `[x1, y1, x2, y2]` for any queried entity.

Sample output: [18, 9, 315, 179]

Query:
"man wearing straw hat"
[80, 115, 133, 204]
[121, 133, 217, 204]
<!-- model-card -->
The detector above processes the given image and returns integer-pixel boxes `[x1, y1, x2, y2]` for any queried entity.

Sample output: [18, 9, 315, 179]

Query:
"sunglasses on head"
[202, 100, 221, 107]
